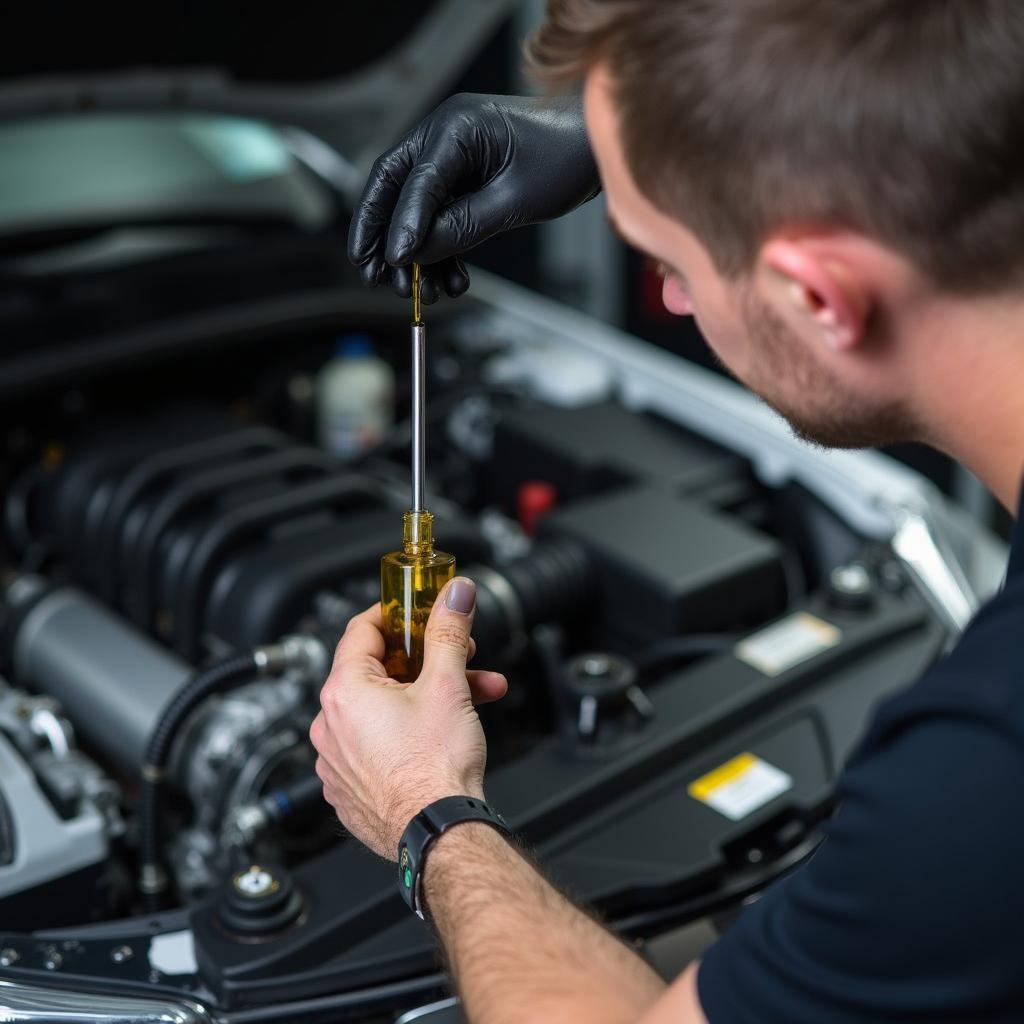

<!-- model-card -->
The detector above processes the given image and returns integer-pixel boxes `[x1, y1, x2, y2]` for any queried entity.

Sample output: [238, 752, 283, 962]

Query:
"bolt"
[830, 563, 871, 597]
[110, 944, 133, 964]
[234, 865, 278, 897]
[0, 947, 19, 967]
[581, 655, 611, 678]
[43, 950, 63, 970]
[829, 562, 875, 611]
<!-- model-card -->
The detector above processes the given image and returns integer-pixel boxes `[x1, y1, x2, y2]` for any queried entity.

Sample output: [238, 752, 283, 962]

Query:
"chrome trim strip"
[0, 978, 212, 1023]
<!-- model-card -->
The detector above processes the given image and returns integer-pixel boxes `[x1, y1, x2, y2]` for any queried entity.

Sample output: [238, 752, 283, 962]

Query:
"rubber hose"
[261, 772, 327, 824]
[138, 652, 257, 910]
[469, 540, 594, 660]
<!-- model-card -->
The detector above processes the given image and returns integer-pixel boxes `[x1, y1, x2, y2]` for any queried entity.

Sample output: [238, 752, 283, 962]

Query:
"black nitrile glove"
[347, 93, 601, 303]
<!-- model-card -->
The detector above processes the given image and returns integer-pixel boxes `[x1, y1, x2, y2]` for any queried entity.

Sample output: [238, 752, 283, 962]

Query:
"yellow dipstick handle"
[380, 509, 455, 682]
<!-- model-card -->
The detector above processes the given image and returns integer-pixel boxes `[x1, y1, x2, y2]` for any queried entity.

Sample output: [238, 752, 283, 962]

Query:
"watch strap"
[398, 796, 511, 918]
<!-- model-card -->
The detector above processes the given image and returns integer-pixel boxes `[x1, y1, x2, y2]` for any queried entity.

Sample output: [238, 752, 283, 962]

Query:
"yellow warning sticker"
[688, 752, 793, 821]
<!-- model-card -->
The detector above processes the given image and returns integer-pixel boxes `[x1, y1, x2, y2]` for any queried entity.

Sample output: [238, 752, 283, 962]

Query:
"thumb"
[420, 577, 476, 681]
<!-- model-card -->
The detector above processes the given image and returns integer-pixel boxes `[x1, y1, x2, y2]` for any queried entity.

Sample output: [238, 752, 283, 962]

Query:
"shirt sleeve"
[696, 715, 1024, 1023]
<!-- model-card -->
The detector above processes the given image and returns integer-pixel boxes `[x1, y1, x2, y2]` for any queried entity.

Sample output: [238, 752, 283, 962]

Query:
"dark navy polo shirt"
[698, 501, 1024, 1022]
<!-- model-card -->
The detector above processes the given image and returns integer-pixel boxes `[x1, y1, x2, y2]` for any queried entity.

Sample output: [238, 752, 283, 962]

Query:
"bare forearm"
[423, 822, 666, 1024]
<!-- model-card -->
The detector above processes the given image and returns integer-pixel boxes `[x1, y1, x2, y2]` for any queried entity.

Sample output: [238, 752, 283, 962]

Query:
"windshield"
[0, 113, 333, 245]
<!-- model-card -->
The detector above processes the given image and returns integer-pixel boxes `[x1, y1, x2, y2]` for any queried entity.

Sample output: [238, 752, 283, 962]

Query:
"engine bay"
[0, 291, 958, 1019]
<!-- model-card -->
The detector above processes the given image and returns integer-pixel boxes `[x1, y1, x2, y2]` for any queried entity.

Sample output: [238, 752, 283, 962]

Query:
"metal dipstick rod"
[411, 262, 426, 513]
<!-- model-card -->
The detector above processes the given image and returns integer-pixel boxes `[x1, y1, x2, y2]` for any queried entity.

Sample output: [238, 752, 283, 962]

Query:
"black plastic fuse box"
[540, 484, 787, 647]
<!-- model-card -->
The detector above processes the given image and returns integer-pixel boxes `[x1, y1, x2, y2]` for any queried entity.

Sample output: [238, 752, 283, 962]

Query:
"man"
[310, 1, 1024, 1020]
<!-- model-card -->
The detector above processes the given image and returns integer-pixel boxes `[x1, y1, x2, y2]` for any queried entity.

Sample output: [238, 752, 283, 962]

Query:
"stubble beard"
[733, 290, 916, 450]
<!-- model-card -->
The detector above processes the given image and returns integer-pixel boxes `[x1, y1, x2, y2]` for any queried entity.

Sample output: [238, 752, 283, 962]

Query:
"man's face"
[583, 65, 910, 448]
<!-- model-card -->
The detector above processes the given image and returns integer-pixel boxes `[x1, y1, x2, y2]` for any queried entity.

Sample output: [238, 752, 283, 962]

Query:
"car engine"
[1, 348, 797, 901]
[0, 274, 990, 1021]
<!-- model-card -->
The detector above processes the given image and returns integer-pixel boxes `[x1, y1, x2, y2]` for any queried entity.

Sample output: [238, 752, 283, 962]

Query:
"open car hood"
[0, 0, 517, 198]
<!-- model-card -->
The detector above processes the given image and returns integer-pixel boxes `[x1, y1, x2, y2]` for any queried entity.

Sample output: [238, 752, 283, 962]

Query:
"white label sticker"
[688, 753, 793, 821]
[735, 612, 841, 676]
[148, 930, 198, 975]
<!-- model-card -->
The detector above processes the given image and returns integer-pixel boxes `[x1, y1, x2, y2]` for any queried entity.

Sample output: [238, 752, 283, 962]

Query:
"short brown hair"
[527, 0, 1024, 293]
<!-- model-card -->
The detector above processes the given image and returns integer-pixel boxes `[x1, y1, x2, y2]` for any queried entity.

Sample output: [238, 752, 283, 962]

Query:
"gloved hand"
[347, 93, 601, 303]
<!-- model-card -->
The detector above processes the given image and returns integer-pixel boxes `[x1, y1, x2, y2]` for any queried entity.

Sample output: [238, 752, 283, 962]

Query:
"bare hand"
[309, 578, 508, 859]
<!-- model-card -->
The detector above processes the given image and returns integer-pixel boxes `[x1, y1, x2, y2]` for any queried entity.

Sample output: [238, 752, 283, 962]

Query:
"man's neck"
[911, 293, 1024, 516]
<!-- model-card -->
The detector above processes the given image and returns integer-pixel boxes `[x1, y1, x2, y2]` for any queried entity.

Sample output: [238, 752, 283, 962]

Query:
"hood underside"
[0, 1, 517, 188]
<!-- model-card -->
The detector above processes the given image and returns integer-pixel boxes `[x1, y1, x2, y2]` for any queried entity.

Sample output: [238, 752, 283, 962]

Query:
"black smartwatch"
[397, 796, 511, 918]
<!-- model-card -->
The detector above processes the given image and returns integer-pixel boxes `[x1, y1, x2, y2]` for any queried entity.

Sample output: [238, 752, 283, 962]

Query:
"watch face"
[399, 846, 412, 890]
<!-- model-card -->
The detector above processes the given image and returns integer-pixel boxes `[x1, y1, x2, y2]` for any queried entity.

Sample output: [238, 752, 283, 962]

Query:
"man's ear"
[758, 237, 870, 352]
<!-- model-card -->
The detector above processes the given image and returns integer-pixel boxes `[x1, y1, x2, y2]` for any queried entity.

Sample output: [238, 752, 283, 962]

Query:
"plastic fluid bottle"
[380, 509, 455, 682]
[316, 334, 394, 458]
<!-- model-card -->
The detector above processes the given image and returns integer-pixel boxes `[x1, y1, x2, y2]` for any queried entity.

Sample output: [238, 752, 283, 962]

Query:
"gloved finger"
[373, 264, 396, 294]
[413, 183, 515, 266]
[419, 269, 441, 305]
[348, 141, 417, 268]
[419, 577, 476, 683]
[467, 670, 508, 706]
[390, 264, 413, 299]
[356, 253, 385, 289]
[442, 256, 471, 298]
[385, 262, 440, 302]
[385, 136, 474, 266]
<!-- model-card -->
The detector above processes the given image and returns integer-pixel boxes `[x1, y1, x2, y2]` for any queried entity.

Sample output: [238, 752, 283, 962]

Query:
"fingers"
[331, 603, 386, 675]
[442, 256, 471, 298]
[309, 710, 326, 750]
[467, 669, 508, 705]
[384, 261, 461, 303]
[314, 753, 339, 788]
[420, 577, 476, 682]
[420, 274, 439, 304]
[348, 141, 416, 284]
[389, 265, 441, 305]
[348, 137, 472, 302]
[413, 185, 512, 266]
[327, 600, 482, 689]
[385, 136, 471, 266]
[390, 264, 412, 298]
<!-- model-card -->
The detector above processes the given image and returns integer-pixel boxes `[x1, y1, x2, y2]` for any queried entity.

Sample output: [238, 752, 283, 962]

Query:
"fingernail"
[445, 578, 476, 614]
